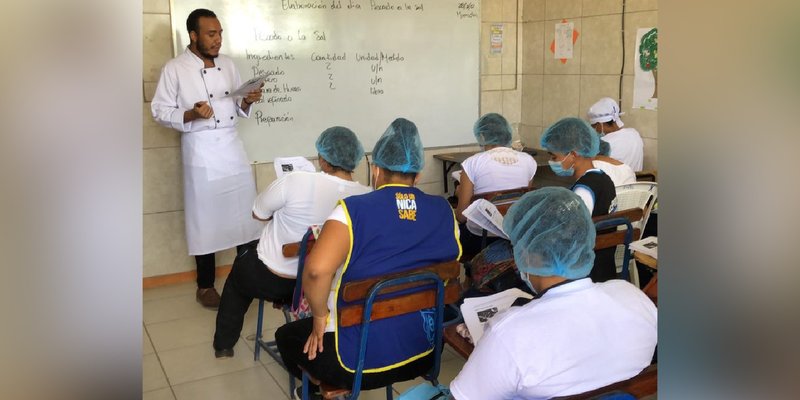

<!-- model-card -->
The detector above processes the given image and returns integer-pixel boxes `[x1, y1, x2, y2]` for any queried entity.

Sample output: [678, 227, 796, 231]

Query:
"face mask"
[548, 153, 575, 177]
[518, 269, 536, 294]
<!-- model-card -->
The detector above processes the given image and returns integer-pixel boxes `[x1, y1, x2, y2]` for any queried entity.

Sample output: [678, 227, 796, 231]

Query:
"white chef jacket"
[601, 128, 644, 172]
[151, 48, 262, 255]
[450, 278, 657, 400]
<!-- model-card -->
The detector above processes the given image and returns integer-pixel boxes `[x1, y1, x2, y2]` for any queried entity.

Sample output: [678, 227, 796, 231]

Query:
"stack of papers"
[460, 288, 532, 345]
[630, 236, 657, 259]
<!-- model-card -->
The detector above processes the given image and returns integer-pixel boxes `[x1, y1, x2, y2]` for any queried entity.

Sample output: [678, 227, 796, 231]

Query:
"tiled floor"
[143, 281, 466, 400]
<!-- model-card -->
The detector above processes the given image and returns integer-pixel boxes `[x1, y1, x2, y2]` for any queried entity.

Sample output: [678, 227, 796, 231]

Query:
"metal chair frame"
[254, 228, 316, 394]
[595, 217, 635, 282]
[301, 271, 447, 400]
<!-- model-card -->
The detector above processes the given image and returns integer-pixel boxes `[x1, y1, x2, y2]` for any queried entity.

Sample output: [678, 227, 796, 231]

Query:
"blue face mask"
[548, 153, 575, 177]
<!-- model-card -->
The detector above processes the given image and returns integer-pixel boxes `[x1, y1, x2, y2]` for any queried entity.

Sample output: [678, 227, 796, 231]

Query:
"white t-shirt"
[461, 147, 537, 194]
[601, 128, 644, 172]
[450, 278, 657, 400]
[593, 160, 636, 187]
[252, 171, 370, 277]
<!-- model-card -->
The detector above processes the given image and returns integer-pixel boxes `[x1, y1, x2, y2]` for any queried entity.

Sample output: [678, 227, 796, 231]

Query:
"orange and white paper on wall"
[550, 19, 580, 64]
[633, 27, 658, 110]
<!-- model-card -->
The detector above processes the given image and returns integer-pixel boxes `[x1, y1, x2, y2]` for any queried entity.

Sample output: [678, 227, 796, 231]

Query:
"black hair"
[186, 8, 217, 35]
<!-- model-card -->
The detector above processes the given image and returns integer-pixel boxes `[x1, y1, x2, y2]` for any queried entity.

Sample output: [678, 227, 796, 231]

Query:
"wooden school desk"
[433, 148, 573, 194]
[634, 250, 658, 305]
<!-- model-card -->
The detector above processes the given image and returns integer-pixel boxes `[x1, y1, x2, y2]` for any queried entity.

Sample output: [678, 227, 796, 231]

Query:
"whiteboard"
[171, 0, 481, 164]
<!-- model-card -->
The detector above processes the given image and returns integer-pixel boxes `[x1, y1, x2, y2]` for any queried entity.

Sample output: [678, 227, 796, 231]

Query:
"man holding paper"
[151, 8, 264, 308]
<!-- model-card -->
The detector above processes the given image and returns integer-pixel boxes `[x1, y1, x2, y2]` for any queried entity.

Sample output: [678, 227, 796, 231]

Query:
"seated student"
[593, 140, 637, 187]
[450, 187, 658, 400]
[541, 117, 617, 282]
[212, 127, 371, 358]
[588, 97, 645, 171]
[275, 118, 461, 398]
[455, 113, 536, 259]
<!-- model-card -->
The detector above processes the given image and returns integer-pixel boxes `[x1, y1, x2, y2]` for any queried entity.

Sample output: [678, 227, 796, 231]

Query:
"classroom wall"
[142, 0, 657, 279]
[482, 0, 658, 170]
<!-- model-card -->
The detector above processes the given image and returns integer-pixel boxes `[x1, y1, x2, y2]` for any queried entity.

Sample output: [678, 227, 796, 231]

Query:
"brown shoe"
[196, 288, 221, 309]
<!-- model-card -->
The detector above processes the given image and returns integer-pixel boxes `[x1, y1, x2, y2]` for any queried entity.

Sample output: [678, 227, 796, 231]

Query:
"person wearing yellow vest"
[275, 118, 461, 399]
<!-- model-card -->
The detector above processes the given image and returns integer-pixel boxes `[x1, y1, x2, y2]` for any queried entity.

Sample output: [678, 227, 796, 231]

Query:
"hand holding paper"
[228, 75, 267, 98]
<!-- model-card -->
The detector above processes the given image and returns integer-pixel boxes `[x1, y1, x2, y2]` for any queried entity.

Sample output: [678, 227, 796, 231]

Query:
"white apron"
[181, 127, 262, 255]
[151, 49, 262, 255]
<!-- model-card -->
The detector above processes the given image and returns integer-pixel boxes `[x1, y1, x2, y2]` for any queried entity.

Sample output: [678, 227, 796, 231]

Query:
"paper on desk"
[462, 199, 508, 239]
[461, 288, 533, 345]
[273, 156, 316, 178]
[227, 75, 267, 97]
[630, 236, 657, 259]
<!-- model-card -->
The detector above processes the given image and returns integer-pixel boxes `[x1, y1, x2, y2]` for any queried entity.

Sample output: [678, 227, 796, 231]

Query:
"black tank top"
[572, 170, 615, 217]
[573, 170, 617, 282]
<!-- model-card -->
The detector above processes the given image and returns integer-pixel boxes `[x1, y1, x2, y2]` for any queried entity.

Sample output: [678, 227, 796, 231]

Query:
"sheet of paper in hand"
[460, 288, 533, 345]
[273, 156, 315, 178]
[227, 74, 267, 97]
[462, 199, 508, 239]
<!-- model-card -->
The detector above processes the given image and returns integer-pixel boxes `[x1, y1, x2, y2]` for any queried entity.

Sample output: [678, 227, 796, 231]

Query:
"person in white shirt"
[212, 127, 371, 358]
[151, 9, 264, 308]
[593, 141, 637, 187]
[588, 97, 645, 171]
[450, 187, 658, 400]
[456, 113, 536, 259]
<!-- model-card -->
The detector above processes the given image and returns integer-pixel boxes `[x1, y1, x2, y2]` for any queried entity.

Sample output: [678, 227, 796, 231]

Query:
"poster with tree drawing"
[633, 27, 658, 110]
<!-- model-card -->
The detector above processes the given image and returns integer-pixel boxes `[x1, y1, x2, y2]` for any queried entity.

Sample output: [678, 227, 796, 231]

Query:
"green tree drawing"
[639, 28, 658, 98]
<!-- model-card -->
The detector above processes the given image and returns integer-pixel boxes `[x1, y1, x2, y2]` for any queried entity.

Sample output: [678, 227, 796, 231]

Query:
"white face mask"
[518, 269, 536, 294]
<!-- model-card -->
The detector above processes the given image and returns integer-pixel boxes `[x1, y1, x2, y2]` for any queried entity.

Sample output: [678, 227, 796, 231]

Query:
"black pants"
[213, 243, 296, 351]
[275, 318, 435, 390]
[195, 253, 216, 289]
[194, 241, 258, 288]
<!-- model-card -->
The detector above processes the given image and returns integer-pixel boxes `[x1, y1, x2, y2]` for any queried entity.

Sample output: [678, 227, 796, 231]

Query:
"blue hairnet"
[540, 117, 600, 157]
[598, 139, 611, 156]
[371, 118, 425, 173]
[315, 126, 365, 172]
[474, 113, 512, 147]
[503, 187, 595, 279]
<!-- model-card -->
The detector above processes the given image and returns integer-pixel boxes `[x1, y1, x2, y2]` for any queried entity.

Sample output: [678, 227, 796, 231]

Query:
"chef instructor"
[151, 8, 264, 308]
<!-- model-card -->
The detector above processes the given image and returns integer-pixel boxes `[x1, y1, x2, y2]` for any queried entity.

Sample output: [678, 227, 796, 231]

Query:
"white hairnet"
[587, 97, 625, 127]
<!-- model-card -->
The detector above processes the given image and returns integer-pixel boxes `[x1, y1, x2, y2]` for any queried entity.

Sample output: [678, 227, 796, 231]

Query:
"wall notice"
[633, 27, 658, 110]
[554, 22, 574, 59]
[490, 24, 503, 55]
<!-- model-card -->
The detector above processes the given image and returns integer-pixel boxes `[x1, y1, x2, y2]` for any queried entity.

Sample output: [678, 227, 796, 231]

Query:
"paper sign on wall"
[490, 24, 503, 54]
[633, 27, 658, 110]
[554, 22, 574, 59]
